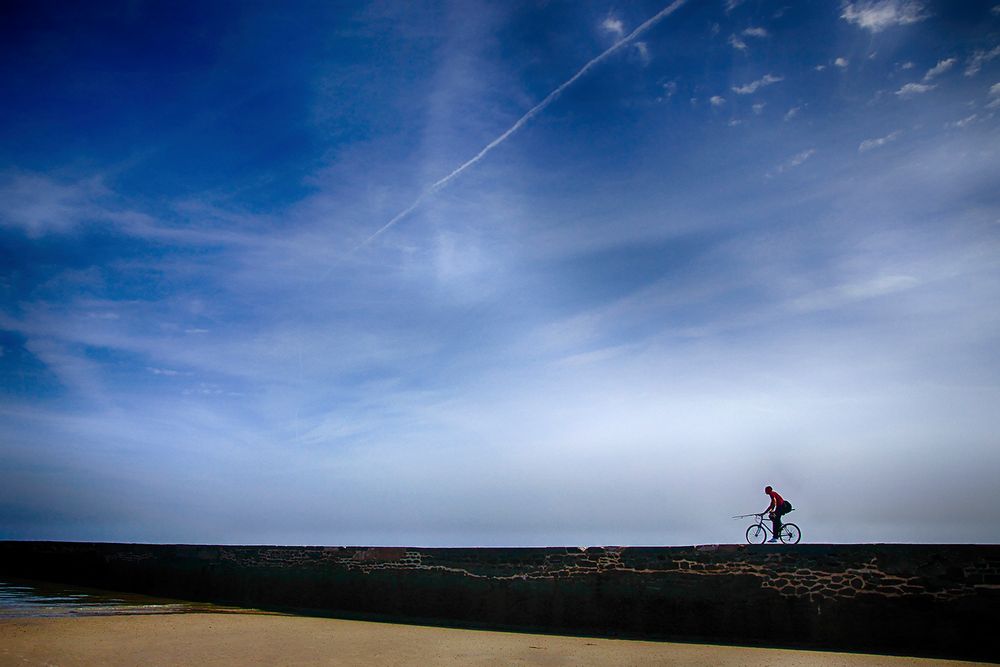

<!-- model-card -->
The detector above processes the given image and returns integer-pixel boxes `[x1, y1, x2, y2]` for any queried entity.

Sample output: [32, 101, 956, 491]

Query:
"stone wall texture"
[1, 541, 997, 660]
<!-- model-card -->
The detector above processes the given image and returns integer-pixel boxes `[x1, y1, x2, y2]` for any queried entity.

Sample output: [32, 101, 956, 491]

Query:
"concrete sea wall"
[1, 541, 997, 660]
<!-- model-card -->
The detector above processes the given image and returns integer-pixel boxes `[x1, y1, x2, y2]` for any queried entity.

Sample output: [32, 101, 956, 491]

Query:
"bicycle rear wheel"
[779, 523, 801, 544]
[746, 524, 767, 544]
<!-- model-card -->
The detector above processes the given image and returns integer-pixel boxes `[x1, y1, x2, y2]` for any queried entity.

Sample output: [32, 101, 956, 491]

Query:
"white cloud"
[729, 34, 747, 51]
[923, 58, 956, 81]
[0, 172, 106, 236]
[710, 95, 727, 107]
[993, 4, 1000, 16]
[725, 0, 747, 13]
[732, 73, 784, 94]
[368, 0, 694, 246]
[899, 61, 915, 70]
[742, 27, 769, 38]
[4, 0, 1000, 551]
[895, 82, 935, 97]
[784, 106, 801, 121]
[0, 171, 253, 245]
[789, 275, 922, 315]
[634, 41, 651, 65]
[965, 45, 1000, 77]
[858, 130, 902, 152]
[788, 149, 815, 167]
[753, 103, 766, 114]
[767, 148, 816, 177]
[841, 0, 929, 32]
[147, 367, 184, 376]
[815, 65, 827, 71]
[835, 57, 849, 68]
[659, 81, 678, 100]
[988, 84, 1000, 109]
[946, 114, 978, 129]
[602, 16, 625, 39]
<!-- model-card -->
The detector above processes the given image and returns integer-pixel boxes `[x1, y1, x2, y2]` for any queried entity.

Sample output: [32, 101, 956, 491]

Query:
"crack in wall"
[202, 546, 1000, 604]
[21, 543, 1000, 605]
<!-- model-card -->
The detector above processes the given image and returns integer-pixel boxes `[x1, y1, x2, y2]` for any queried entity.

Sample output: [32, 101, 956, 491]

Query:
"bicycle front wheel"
[746, 523, 767, 544]
[779, 523, 801, 544]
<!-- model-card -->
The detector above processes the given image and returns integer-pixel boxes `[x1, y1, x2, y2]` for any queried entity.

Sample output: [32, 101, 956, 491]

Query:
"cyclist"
[762, 485, 791, 542]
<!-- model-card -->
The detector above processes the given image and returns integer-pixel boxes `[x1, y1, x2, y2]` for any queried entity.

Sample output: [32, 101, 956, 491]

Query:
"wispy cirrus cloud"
[965, 45, 1000, 77]
[5, 0, 1000, 549]
[988, 83, 1000, 109]
[728, 26, 768, 53]
[601, 16, 625, 39]
[840, 0, 929, 33]
[784, 106, 801, 121]
[732, 74, 783, 95]
[634, 41, 651, 65]
[0, 172, 107, 237]
[766, 148, 816, 177]
[0, 171, 262, 248]
[859, 130, 902, 152]
[786, 148, 815, 167]
[923, 58, 956, 81]
[147, 367, 186, 376]
[361, 0, 691, 246]
[789, 275, 920, 313]
[895, 82, 935, 97]
[946, 114, 978, 129]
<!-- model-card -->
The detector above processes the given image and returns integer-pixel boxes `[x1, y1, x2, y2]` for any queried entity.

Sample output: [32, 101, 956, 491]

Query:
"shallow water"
[0, 578, 234, 618]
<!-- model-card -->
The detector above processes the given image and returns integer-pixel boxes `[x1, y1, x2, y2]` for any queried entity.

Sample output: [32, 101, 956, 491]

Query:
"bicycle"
[733, 512, 801, 544]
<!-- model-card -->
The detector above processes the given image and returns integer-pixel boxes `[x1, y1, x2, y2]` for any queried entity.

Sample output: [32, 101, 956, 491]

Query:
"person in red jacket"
[763, 486, 791, 542]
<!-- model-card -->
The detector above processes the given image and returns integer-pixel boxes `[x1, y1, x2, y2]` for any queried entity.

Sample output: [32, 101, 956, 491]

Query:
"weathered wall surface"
[1, 542, 997, 660]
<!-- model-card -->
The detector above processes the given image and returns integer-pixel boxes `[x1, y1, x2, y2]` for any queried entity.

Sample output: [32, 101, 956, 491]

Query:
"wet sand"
[0, 613, 988, 666]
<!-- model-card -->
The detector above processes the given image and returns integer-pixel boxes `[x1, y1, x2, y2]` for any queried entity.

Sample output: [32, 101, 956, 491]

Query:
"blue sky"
[1, 0, 999, 546]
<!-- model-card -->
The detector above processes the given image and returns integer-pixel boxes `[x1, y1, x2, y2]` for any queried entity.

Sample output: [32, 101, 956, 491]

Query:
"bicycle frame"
[752, 517, 774, 536]
[735, 512, 801, 544]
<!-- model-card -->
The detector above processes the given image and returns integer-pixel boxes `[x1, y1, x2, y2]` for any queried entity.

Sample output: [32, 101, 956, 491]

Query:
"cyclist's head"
[764, 486, 772, 493]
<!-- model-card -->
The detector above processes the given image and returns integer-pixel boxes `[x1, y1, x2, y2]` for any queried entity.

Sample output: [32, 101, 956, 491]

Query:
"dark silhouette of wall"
[1, 542, 997, 660]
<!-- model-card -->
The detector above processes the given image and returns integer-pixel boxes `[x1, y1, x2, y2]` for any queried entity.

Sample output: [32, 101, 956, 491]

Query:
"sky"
[1, 0, 999, 547]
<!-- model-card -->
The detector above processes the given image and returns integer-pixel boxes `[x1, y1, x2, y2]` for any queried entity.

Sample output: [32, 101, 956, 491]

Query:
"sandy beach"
[0, 613, 989, 666]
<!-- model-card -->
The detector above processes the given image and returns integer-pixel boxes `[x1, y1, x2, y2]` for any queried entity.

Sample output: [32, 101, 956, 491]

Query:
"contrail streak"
[358, 0, 689, 248]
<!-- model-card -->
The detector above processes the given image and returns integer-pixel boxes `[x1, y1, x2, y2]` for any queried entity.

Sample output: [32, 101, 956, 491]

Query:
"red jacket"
[767, 489, 784, 509]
